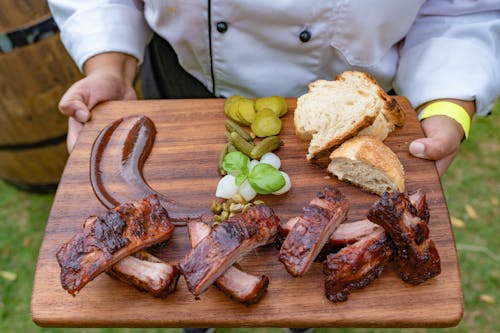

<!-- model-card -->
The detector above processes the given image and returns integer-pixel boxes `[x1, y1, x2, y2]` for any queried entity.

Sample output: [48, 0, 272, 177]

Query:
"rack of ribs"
[56, 194, 174, 295]
[107, 250, 180, 297]
[279, 186, 349, 277]
[321, 189, 433, 301]
[179, 205, 280, 296]
[323, 228, 394, 302]
[188, 221, 269, 305]
[367, 191, 441, 285]
[279, 190, 428, 247]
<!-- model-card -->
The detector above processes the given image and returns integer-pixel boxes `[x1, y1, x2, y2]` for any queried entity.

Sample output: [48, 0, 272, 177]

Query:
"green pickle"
[225, 119, 253, 141]
[250, 135, 281, 159]
[236, 98, 256, 125]
[224, 95, 244, 117]
[254, 96, 288, 117]
[229, 98, 256, 126]
[229, 131, 254, 156]
[251, 108, 282, 137]
[218, 143, 229, 176]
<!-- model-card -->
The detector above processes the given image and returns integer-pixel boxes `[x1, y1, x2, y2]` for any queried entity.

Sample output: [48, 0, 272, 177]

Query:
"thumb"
[66, 117, 84, 153]
[409, 137, 449, 161]
[409, 137, 458, 176]
[59, 95, 91, 123]
[409, 115, 463, 161]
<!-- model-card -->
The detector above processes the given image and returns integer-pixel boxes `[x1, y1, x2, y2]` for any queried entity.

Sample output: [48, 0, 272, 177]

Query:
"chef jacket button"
[216, 21, 228, 33]
[299, 30, 312, 42]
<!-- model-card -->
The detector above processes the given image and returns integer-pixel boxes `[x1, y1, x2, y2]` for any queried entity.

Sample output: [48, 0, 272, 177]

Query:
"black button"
[299, 30, 312, 42]
[216, 21, 228, 33]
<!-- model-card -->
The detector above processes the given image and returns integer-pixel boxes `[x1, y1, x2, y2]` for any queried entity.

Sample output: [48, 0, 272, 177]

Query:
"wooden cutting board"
[31, 97, 463, 328]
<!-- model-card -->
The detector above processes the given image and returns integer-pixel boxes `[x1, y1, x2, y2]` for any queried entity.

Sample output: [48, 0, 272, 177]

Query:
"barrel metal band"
[0, 133, 67, 151]
[0, 16, 59, 53]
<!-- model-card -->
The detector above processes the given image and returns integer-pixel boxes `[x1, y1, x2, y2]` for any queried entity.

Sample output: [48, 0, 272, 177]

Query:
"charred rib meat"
[107, 250, 180, 297]
[280, 218, 382, 247]
[327, 219, 383, 245]
[188, 221, 269, 305]
[214, 264, 269, 306]
[408, 189, 430, 223]
[279, 186, 349, 277]
[180, 205, 279, 296]
[56, 194, 174, 295]
[279, 218, 382, 262]
[367, 191, 441, 285]
[323, 228, 393, 302]
[280, 190, 428, 248]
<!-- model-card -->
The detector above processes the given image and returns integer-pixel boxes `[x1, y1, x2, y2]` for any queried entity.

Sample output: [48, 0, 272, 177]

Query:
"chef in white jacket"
[48, 0, 500, 176]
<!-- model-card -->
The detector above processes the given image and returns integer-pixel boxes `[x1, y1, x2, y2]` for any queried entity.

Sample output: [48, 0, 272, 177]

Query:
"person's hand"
[59, 52, 138, 152]
[409, 99, 475, 176]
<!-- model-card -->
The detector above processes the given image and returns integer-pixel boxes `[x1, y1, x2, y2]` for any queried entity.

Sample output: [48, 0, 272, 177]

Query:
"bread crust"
[294, 71, 405, 161]
[358, 112, 392, 140]
[338, 71, 405, 128]
[329, 136, 405, 194]
[377, 90, 405, 128]
[308, 113, 377, 160]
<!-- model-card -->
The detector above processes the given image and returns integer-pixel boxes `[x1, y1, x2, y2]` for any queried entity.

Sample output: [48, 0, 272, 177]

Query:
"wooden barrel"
[0, 1, 49, 33]
[0, 3, 83, 191]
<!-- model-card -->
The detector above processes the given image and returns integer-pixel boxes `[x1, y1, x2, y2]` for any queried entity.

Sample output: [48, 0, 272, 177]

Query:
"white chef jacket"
[48, 0, 500, 115]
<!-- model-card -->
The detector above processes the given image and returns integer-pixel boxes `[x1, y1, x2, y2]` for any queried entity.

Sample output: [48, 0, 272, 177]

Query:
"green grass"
[439, 104, 500, 333]
[1, 104, 499, 333]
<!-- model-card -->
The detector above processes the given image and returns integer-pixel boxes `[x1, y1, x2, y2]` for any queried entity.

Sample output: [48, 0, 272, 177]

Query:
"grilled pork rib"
[180, 205, 279, 296]
[279, 218, 382, 263]
[107, 250, 180, 297]
[56, 195, 174, 295]
[279, 189, 428, 248]
[322, 189, 434, 301]
[323, 228, 393, 302]
[367, 191, 441, 285]
[279, 186, 349, 277]
[188, 221, 269, 305]
[281, 218, 382, 246]
[408, 189, 430, 223]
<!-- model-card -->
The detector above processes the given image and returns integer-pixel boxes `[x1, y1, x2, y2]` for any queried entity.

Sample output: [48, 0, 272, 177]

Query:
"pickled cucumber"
[255, 96, 288, 117]
[251, 108, 282, 137]
[229, 131, 255, 156]
[250, 136, 281, 159]
[224, 95, 244, 117]
[218, 143, 229, 176]
[225, 119, 253, 141]
[228, 98, 256, 126]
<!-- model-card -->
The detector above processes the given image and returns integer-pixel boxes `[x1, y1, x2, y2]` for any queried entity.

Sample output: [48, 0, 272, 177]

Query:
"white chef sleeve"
[394, 0, 500, 116]
[48, 0, 153, 72]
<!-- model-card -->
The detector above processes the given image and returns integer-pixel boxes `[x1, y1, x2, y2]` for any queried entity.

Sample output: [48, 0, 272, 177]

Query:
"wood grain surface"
[31, 97, 463, 328]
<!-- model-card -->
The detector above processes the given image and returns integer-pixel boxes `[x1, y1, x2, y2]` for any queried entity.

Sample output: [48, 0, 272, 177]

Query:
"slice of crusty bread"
[294, 75, 378, 160]
[327, 136, 405, 196]
[294, 71, 404, 160]
[358, 111, 392, 139]
[342, 71, 405, 129]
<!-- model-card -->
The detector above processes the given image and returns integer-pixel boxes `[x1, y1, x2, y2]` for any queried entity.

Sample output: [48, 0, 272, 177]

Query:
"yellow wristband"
[418, 101, 471, 139]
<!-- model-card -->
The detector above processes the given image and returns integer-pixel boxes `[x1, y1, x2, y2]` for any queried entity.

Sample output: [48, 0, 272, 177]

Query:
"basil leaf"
[235, 173, 247, 186]
[222, 151, 249, 176]
[248, 163, 285, 194]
